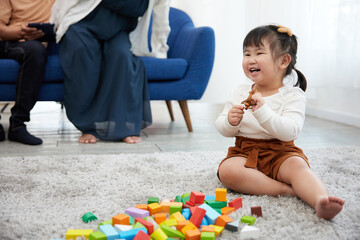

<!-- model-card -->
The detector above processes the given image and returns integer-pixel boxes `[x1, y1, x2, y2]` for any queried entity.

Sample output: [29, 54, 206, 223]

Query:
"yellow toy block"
[151, 227, 168, 240]
[160, 218, 177, 227]
[209, 225, 224, 236]
[66, 229, 93, 240]
[169, 211, 186, 222]
[215, 188, 227, 202]
[148, 203, 162, 215]
[154, 213, 167, 224]
[221, 206, 235, 215]
[181, 221, 197, 235]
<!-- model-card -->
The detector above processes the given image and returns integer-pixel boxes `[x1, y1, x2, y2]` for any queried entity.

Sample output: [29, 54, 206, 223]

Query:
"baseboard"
[306, 106, 360, 128]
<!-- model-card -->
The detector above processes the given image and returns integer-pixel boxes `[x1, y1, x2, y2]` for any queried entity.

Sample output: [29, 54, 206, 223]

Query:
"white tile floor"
[1, 101, 359, 157]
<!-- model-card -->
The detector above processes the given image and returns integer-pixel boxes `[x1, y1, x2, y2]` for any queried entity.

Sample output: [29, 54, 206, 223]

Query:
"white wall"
[170, 0, 360, 128]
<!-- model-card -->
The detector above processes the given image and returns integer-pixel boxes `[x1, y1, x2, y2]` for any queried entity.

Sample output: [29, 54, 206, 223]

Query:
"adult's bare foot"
[78, 133, 97, 144]
[123, 136, 141, 144]
[315, 196, 344, 220]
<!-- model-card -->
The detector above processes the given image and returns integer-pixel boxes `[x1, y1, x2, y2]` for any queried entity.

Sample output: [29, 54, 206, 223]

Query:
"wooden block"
[189, 191, 206, 205]
[114, 224, 133, 232]
[99, 225, 118, 240]
[185, 228, 201, 240]
[89, 231, 106, 240]
[154, 213, 167, 224]
[133, 230, 151, 240]
[176, 220, 189, 231]
[112, 213, 129, 226]
[151, 227, 168, 240]
[241, 215, 256, 225]
[228, 198, 242, 210]
[135, 217, 154, 235]
[169, 211, 186, 222]
[251, 206, 263, 217]
[208, 225, 224, 236]
[200, 231, 215, 240]
[148, 203, 163, 215]
[221, 207, 235, 215]
[66, 229, 93, 240]
[201, 225, 215, 232]
[160, 225, 185, 239]
[225, 219, 240, 232]
[125, 207, 149, 219]
[198, 203, 221, 225]
[119, 228, 148, 240]
[190, 208, 206, 228]
[181, 221, 197, 235]
[215, 188, 227, 202]
[240, 225, 260, 239]
[136, 204, 148, 211]
[214, 215, 233, 227]
[148, 197, 159, 204]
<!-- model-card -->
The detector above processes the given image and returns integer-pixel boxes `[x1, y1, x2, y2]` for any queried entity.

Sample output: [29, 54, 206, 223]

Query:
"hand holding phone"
[27, 23, 55, 42]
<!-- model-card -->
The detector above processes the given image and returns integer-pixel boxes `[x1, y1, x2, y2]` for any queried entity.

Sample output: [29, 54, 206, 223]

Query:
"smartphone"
[28, 23, 56, 42]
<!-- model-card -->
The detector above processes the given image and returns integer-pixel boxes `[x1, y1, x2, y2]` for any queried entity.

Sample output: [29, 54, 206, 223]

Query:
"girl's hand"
[228, 105, 244, 126]
[251, 92, 265, 111]
[21, 24, 44, 40]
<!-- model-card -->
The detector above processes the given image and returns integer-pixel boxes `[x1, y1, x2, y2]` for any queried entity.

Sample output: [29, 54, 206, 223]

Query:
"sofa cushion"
[0, 55, 188, 83]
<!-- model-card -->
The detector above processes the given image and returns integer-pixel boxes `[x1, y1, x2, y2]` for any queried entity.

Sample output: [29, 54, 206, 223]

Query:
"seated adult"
[0, 0, 55, 145]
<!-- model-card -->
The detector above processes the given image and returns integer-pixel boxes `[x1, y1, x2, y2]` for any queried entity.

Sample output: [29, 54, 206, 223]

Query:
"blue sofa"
[0, 8, 215, 132]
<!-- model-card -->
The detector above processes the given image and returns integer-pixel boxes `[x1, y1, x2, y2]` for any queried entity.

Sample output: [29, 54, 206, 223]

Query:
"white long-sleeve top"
[215, 84, 306, 141]
[50, 0, 170, 58]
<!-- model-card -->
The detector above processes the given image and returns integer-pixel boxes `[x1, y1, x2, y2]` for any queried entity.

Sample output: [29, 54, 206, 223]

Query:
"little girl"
[215, 25, 344, 220]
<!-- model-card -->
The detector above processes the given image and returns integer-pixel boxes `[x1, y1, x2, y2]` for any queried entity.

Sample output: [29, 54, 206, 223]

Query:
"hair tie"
[277, 25, 292, 37]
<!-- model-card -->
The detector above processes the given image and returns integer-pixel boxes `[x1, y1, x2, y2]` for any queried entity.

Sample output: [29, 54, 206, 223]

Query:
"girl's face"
[242, 39, 283, 86]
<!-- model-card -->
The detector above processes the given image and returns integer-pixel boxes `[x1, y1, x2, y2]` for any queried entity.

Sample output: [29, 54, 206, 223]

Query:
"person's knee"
[219, 162, 246, 188]
[24, 40, 47, 65]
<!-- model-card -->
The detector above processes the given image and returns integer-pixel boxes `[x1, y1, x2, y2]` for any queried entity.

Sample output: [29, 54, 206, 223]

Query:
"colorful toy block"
[160, 225, 185, 239]
[154, 213, 167, 224]
[214, 215, 233, 227]
[182, 208, 191, 220]
[215, 188, 227, 202]
[189, 191, 206, 205]
[175, 195, 182, 202]
[228, 198, 242, 210]
[66, 229, 94, 240]
[133, 230, 151, 240]
[169, 211, 187, 222]
[148, 197, 159, 204]
[206, 200, 227, 209]
[190, 207, 206, 228]
[225, 220, 240, 232]
[208, 225, 224, 236]
[151, 227, 168, 240]
[89, 231, 106, 240]
[200, 215, 209, 226]
[99, 225, 118, 240]
[240, 215, 256, 226]
[118, 227, 148, 240]
[251, 206, 263, 217]
[176, 220, 189, 231]
[133, 221, 145, 229]
[125, 207, 149, 219]
[114, 224, 133, 232]
[199, 203, 221, 225]
[159, 218, 177, 227]
[221, 207, 235, 215]
[201, 225, 215, 233]
[148, 202, 162, 215]
[201, 231, 216, 240]
[160, 201, 183, 213]
[240, 225, 260, 239]
[144, 216, 160, 232]
[205, 195, 216, 201]
[82, 212, 98, 223]
[112, 213, 130, 226]
[135, 217, 154, 234]
[136, 204, 148, 211]
[181, 221, 197, 234]
[185, 228, 201, 240]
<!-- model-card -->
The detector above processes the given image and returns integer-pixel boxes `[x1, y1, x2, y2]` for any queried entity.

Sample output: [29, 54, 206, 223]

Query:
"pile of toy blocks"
[63, 188, 261, 240]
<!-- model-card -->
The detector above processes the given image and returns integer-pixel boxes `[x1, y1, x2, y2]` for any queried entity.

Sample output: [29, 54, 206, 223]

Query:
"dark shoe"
[8, 126, 42, 145]
[0, 123, 5, 142]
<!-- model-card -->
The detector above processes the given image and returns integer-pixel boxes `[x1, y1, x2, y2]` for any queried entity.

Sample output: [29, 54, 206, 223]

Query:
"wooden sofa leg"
[165, 100, 174, 121]
[178, 100, 193, 132]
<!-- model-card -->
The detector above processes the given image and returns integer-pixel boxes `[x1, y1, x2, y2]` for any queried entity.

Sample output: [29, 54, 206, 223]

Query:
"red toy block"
[135, 217, 154, 234]
[189, 208, 206, 228]
[133, 230, 151, 240]
[251, 206, 263, 217]
[189, 191, 205, 205]
[189, 206, 199, 215]
[228, 198, 243, 210]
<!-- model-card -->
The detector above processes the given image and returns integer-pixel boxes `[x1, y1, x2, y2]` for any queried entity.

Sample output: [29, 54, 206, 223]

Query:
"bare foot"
[78, 133, 97, 144]
[315, 196, 344, 220]
[123, 136, 142, 144]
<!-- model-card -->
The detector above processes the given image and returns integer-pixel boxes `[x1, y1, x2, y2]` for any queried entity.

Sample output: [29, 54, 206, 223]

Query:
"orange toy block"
[201, 225, 215, 233]
[112, 214, 129, 226]
[221, 207, 235, 215]
[215, 188, 227, 202]
[136, 204, 148, 211]
[189, 208, 206, 228]
[176, 220, 189, 231]
[228, 198, 242, 210]
[214, 215, 233, 227]
[185, 228, 201, 240]
[154, 213, 167, 224]
[160, 202, 183, 214]
[181, 221, 197, 235]
[148, 203, 162, 215]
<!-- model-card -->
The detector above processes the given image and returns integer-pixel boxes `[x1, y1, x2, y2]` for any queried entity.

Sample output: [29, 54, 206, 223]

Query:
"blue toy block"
[99, 225, 118, 240]
[118, 227, 148, 240]
[199, 203, 221, 225]
[205, 195, 216, 201]
[182, 208, 191, 220]
[200, 216, 209, 226]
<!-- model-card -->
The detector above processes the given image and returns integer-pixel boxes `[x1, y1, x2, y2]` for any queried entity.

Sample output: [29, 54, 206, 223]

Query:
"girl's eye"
[257, 52, 264, 55]
[244, 53, 250, 56]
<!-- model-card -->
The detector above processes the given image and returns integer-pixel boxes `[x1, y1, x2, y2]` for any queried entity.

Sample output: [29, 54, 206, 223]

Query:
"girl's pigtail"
[294, 68, 307, 92]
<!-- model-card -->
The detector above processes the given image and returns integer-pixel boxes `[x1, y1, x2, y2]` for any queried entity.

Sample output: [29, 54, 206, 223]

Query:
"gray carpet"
[0, 146, 359, 240]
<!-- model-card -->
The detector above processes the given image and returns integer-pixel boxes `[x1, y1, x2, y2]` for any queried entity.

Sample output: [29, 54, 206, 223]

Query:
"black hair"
[243, 25, 307, 91]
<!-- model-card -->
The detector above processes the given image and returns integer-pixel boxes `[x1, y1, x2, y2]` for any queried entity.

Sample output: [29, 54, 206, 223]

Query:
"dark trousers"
[0, 40, 47, 129]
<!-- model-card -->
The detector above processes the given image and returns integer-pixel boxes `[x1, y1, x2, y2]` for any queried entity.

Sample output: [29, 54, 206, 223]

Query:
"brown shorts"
[217, 136, 309, 181]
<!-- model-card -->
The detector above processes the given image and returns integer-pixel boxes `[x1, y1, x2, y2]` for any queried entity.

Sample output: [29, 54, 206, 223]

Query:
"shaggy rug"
[0, 146, 359, 240]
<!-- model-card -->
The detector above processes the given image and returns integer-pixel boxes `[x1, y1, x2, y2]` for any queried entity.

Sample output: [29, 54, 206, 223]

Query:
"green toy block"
[241, 215, 256, 225]
[148, 197, 159, 204]
[133, 221, 145, 229]
[201, 231, 216, 240]
[206, 200, 227, 209]
[215, 208, 221, 215]
[89, 231, 106, 240]
[124, 214, 135, 225]
[181, 193, 190, 199]
[174, 195, 182, 202]
[170, 205, 181, 214]
[82, 212, 98, 223]
[182, 195, 190, 204]
[161, 225, 185, 239]
[98, 220, 112, 229]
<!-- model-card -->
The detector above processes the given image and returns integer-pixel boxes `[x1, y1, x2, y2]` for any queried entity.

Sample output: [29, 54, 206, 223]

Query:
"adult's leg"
[6, 40, 46, 145]
[218, 157, 295, 196]
[277, 156, 344, 220]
